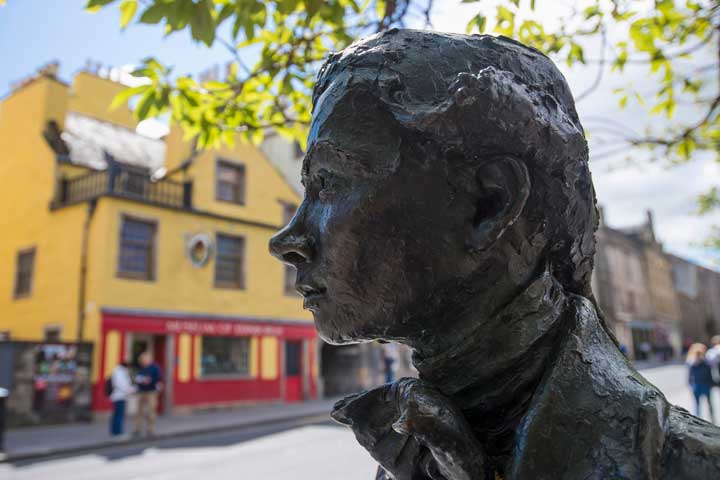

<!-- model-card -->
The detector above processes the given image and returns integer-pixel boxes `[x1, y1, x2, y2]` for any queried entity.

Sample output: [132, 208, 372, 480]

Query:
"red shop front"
[94, 310, 318, 413]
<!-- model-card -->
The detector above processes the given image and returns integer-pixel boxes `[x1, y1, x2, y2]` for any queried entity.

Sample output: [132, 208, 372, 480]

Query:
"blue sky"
[0, 0, 238, 96]
[1, 0, 718, 267]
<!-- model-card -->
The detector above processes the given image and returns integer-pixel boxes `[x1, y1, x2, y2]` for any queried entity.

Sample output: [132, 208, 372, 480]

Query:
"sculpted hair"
[313, 29, 599, 302]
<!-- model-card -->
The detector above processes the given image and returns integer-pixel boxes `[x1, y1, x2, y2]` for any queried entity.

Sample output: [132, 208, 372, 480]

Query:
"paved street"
[2, 418, 376, 480]
[642, 364, 719, 423]
[3, 398, 337, 460]
[1, 364, 716, 480]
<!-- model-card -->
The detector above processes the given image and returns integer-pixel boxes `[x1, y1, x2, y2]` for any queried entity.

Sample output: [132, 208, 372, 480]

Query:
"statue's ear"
[469, 155, 530, 252]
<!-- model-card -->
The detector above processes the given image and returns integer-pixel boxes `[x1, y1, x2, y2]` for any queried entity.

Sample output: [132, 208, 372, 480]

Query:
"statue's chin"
[314, 316, 371, 346]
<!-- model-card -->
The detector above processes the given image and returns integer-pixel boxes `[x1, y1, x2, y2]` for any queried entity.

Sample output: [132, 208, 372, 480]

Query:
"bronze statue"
[269, 29, 720, 479]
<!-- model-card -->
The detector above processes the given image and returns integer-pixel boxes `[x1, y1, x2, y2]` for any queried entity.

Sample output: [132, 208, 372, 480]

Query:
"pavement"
[1, 422, 376, 480]
[1, 398, 337, 463]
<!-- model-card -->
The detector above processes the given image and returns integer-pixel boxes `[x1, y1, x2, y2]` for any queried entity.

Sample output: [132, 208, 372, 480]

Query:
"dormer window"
[216, 159, 246, 205]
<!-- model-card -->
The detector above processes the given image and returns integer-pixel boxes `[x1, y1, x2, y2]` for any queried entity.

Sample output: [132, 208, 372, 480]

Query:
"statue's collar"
[412, 270, 568, 401]
[407, 271, 569, 470]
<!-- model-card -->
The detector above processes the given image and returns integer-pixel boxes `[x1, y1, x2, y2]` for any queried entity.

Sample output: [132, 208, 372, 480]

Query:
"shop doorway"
[284, 340, 303, 402]
[127, 334, 168, 413]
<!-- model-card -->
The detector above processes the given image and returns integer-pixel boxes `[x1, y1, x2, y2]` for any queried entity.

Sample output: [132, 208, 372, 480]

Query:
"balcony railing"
[57, 166, 192, 210]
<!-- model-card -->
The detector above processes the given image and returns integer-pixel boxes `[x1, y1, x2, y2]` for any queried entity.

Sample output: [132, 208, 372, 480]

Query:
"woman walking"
[109, 360, 135, 437]
[687, 343, 715, 423]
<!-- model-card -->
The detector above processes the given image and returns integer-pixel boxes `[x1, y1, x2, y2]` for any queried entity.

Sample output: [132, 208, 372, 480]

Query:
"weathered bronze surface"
[269, 29, 720, 479]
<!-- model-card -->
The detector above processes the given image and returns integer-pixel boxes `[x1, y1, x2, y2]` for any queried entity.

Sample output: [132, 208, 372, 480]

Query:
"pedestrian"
[109, 360, 134, 438]
[705, 335, 720, 384]
[133, 352, 162, 437]
[639, 341, 652, 361]
[382, 344, 399, 384]
[687, 343, 715, 423]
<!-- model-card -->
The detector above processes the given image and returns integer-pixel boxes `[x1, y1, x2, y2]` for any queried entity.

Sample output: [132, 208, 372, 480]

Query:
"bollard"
[0, 387, 7, 456]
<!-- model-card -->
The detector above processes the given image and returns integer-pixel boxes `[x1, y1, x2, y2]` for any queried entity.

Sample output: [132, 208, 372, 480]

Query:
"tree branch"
[576, 26, 606, 103]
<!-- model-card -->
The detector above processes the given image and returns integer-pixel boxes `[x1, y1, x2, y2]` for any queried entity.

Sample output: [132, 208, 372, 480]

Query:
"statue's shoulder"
[661, 405, 720, 478]
[509, 294, 666, 478]
[567, 295, 720, 477]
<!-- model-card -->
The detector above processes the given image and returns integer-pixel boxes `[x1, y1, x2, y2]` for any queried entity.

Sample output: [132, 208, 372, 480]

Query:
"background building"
[669, 254, 720, 349]
[0, 64, 318, 418]
[594, 208, 718, 360]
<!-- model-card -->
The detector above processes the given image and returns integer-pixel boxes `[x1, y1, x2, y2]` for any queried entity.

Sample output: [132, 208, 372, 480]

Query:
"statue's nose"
[269, 226, 313, 267]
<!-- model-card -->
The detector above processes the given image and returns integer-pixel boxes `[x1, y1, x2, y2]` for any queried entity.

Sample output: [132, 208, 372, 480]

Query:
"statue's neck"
[410, 271, 568, 464]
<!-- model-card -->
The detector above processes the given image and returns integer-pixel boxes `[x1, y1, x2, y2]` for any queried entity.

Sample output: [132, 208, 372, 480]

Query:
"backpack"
[104, 376, 113, 397]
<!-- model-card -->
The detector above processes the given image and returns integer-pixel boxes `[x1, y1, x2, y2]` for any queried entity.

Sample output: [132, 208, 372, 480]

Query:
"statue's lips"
[303, 293, 325, 311]
[297, 283, 327, 311]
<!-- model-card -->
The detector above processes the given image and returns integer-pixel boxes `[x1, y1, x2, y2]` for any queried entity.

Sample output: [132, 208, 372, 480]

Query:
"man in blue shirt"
[133, 352, 162, 437]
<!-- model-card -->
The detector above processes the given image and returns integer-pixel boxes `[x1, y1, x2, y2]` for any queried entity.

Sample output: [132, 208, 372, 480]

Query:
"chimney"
[645, 209, 656, 243]
[10, 61, 60, 92]
[38, 61, 59, 78]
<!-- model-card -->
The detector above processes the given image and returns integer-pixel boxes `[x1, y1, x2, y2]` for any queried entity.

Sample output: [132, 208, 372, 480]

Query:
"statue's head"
[270, 30, 597, 345]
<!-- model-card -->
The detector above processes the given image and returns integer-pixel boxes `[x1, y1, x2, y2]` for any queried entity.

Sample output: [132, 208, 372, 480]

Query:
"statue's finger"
[371, 432, 423, 480]
[331, 384, 396, 426]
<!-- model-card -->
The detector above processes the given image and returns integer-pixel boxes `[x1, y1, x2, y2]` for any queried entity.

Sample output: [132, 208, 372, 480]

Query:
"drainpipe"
[77, 199, 97, 342]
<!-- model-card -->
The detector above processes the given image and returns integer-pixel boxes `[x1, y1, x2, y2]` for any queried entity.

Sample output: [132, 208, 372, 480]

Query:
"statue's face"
[269, 81, 478, 344]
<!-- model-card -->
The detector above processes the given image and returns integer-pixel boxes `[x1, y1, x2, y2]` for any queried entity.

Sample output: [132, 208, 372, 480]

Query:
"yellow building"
[0, 65, 316, 412]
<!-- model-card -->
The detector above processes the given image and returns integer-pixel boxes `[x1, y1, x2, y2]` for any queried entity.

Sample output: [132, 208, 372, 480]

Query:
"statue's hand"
[332, 378, 486, 480]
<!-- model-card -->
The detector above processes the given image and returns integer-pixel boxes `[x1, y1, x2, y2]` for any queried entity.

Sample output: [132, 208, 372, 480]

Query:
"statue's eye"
[316, 169, 337, 202]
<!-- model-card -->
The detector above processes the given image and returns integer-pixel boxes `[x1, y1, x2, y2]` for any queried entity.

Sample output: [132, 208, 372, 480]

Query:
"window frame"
[198, 335, 252, 379]
[214, 232, 246, 289]
[13, 246, 36, 299]
[117, 214, 157, 281]
[215, 159, 246, 205]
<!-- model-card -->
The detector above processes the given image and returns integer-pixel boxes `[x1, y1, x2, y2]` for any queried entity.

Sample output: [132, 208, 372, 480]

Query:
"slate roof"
[59, 112, 166, 174]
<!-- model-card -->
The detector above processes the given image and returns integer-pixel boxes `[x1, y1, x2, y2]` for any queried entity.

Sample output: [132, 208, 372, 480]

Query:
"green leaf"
[203, 80, 229, 91]
[222, 129, 237, 148]
[250, 127, 264, 144]
[190, 0, 215, 46]
[216, 3, 235, 25]
[612, 49, 628, 72]
[119, 0, 138, 29]
[134, 88, 156, 120]
[85, 0, 115, 12]
[677, 137, 696, 159]
[629, 21, 655, 52]
[699, 187, 719, 214]
[109, 85, 149, 110]
[618, 95, 628, 109]
[567, 42, 585, 65]
[139, 3, 167, 24]
[583, 5, 600, 20]
[494, 6, 515, 36]
[466, 14, 486, 34]
[376, 0, 386, 19]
